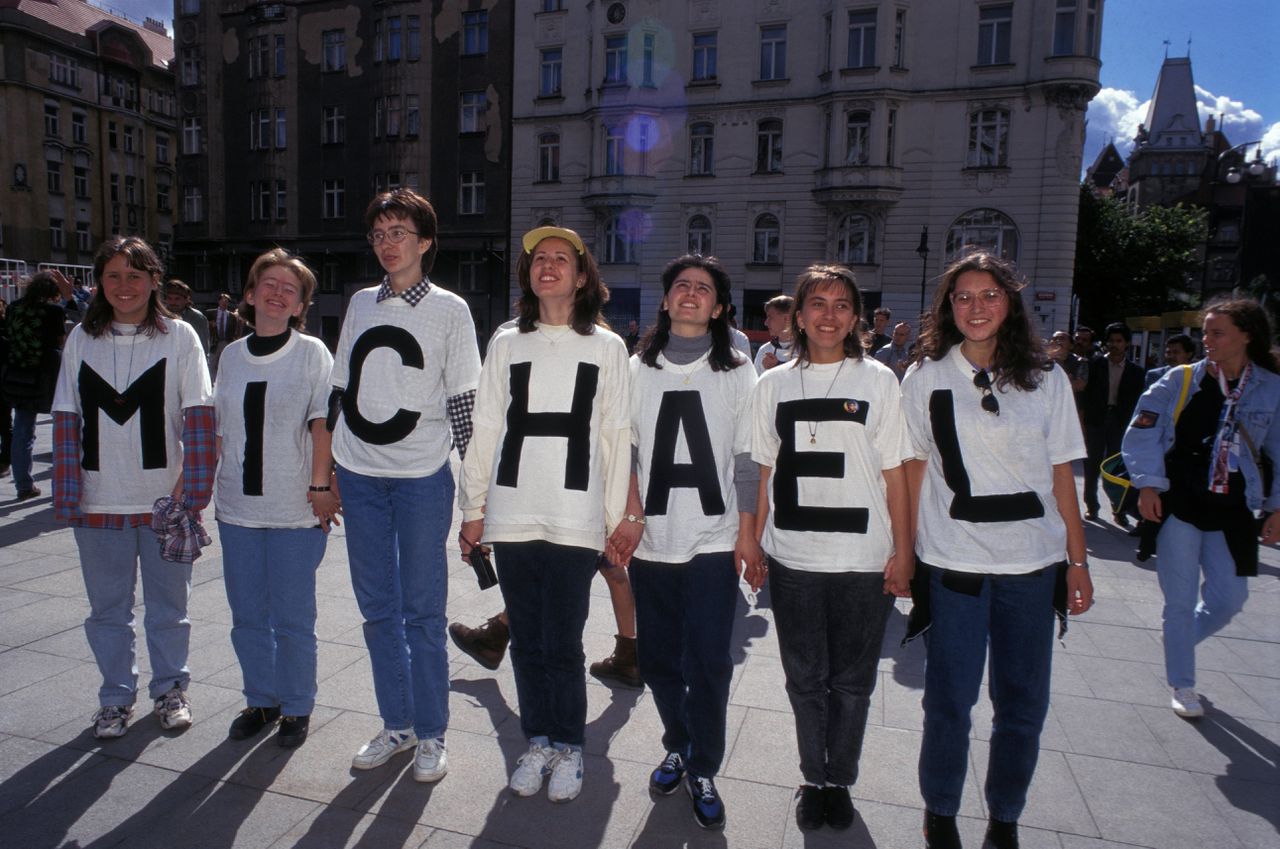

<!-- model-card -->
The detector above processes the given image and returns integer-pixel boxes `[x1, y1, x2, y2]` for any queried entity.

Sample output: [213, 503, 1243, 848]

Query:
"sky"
[108, 0, 1278, 170]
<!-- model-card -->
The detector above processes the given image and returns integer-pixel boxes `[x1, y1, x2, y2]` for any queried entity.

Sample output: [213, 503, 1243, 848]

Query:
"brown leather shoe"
[448, 614, 509, 670]
[589, 634, 643, 689]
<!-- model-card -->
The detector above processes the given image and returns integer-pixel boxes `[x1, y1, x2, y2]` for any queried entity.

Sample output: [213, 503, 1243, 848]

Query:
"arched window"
[604, 214, 636, 263]
[687, 215, 712, 255]
[945, 208, 1019, 261]
[689, 122, 714, 176]
[836, 213, 875, 264]
[845, 111, 870, 166]
[752, 213, 780, 263]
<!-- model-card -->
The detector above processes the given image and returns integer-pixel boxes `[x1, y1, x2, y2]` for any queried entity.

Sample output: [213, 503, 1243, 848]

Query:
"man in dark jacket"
[1081, 322, 1145, 522]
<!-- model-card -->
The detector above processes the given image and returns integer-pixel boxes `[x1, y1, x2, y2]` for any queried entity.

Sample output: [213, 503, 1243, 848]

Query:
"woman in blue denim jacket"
[1121, 297, 1280, 720]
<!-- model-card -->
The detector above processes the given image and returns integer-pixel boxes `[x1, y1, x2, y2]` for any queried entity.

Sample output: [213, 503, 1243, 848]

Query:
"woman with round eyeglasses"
[900, 252, 1092, 849]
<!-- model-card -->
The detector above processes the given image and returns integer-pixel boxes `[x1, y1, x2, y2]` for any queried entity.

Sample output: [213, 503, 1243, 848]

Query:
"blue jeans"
[630, 552, 737, 778]
[494, 541, 598, 747]
[337, 464, 453, 739]
[218, 522, 326, 715]
[919, 563, 1057, 822]
[770, 558, 893, 787]
[12, 408, 37, 493]
[74, 525, 192, 706]
[1155, 515, 1249, 689]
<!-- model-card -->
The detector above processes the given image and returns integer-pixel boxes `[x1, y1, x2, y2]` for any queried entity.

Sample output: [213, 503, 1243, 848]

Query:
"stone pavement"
[0, 414, 1276, 849]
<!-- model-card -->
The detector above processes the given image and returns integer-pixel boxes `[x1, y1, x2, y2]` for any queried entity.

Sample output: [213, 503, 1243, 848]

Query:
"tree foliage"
[1072, 185, 1208, 330]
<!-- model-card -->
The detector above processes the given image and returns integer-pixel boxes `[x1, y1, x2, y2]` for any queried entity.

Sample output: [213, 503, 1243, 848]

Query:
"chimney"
[143, 17, 167, 34]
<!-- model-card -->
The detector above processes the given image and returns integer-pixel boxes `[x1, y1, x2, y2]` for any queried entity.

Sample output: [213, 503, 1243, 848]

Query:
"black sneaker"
[686, 774, 725, 830]
[823, 785, 855, 830]
[984, 818, 1019, 849]
[277, 715, 310, 748]
[796, 785, 825, 831]
[649, 751, 685, 795]
[228, 706, 280, 740]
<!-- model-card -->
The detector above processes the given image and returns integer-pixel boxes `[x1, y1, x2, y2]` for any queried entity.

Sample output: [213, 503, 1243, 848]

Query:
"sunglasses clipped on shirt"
[973, 369, 1000, 416]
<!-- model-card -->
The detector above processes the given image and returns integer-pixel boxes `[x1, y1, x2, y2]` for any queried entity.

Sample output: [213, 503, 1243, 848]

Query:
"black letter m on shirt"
[79, 360, 169, 470]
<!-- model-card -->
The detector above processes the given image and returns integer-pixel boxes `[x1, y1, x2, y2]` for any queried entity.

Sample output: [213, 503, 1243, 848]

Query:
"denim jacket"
[1121, 360, 1280, 513]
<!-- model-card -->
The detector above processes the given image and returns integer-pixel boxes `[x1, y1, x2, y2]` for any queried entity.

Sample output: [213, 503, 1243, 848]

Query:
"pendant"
[809, 435, 816, 444]
[683, 375, 691, 385]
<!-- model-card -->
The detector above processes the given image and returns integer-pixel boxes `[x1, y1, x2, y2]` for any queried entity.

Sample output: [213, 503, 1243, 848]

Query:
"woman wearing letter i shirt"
[901, 252, 1092, 849]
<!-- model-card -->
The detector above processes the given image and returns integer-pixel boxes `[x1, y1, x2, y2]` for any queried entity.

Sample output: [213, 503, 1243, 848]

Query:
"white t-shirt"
[753, 338, 795, 375]
[751, 356, 911, 573]
[900, 346, 1086, 574]
[631, 351, 757, 563]
[460, 324, 631, 551]
[214, 332, 334, 528]
[52, 317, 212, 513]
[330, 284, 481, 478]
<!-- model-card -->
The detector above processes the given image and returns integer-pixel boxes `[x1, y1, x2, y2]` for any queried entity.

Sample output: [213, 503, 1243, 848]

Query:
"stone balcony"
[811, 165, 904, 206]
[581, 175, 658, 209]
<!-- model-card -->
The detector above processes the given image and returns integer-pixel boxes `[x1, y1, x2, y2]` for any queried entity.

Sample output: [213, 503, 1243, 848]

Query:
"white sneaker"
[547, 748, 584, 803]
[153, 687, 192, 730]
[1172, 687, 1204, 718]
[509, 741, 555, 796]
[93, 704, 134, 739]
[413, 737, 448, 782]
[352, 728, 418, 769]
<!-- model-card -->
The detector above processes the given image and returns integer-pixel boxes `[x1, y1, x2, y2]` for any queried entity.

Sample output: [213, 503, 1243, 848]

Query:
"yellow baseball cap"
[521, 226, 585, 255]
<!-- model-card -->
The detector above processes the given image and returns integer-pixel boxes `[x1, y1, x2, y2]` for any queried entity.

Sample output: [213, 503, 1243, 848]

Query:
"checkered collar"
[375, 275, 431, 307]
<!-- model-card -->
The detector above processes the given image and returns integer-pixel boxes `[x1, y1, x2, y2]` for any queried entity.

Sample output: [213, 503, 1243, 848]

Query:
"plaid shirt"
[151, 495, 213, 562]
[446, 389, 476, 459]
[375, 275, 432, 307]
[52, 406, 217, 527]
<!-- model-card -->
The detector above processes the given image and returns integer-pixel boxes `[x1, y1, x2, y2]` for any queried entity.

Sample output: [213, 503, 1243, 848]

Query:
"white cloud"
[1193, 85, 1264, 136]
[1261, 122, 1280, 168]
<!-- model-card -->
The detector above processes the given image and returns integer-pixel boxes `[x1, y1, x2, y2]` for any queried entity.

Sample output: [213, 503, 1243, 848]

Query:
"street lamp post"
[916, 226, 930, 315]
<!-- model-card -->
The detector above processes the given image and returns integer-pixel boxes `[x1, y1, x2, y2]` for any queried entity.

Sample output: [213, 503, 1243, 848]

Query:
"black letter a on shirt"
[496, 361, 598, 491]
[79, 359, 169, 470]
[645, 390, 724, 516]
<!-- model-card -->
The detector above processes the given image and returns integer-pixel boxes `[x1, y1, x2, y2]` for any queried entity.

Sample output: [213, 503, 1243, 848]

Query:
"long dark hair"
[83, 236, 173, 338]
[789, 264, 866, 364]
[915, 252, 1046, 391]
[1203, 296, 1279, 373]
[17, 272, 60, 307]
[514, 230, 609, 335]
[638, 255, 743, 372]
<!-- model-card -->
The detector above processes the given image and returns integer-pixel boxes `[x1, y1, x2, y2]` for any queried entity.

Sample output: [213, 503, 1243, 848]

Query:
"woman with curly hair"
[901, 252, 1093, 849]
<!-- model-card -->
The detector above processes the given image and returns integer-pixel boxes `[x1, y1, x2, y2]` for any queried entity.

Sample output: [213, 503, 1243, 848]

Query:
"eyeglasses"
[950, 288, 1005, 308]
[366, 226, 419, 246]
[973, 369, 1000, 415]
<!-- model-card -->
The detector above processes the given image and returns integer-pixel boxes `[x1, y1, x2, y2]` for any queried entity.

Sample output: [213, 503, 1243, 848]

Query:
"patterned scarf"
[1207, 361, 1251, 494]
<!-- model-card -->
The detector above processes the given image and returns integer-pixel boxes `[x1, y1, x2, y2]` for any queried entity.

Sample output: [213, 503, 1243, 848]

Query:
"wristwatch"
[625, 513, 646, 525]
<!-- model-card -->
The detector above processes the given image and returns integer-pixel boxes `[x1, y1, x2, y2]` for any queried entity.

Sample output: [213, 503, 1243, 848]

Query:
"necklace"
[536, 324, 572, 346]
[111, 324, 139, 406]
[664, 352, 707, 385]
[799, 357, 847, 444]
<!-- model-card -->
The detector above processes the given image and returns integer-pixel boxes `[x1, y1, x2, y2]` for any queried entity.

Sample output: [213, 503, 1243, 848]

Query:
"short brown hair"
[240, 248, 318, 331]
[364, 188, 439, 273]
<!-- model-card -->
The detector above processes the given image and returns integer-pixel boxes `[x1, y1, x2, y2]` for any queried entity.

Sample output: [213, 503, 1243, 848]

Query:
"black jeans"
[494, 541, 599, 746]
[630, 551, 737, 778]
[769, 557, 893, 786]
[1083, 407, 1126, 512]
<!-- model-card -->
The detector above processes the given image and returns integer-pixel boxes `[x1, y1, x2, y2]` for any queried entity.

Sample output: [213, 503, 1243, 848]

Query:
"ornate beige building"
[510, 0, 1103, 335]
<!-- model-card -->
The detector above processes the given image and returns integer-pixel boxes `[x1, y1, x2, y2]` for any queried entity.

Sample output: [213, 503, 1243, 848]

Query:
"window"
[692, 32, 717, 81]
[110, 173, 119, 203]
[374, 98, 384, 137]
[250, 109, 269, 149]
[541, 0, 562, 9]
[687, 215, 712, 255]
[72, 111, 86, 144]
[76, 221, 91, 252]
[249, 35, 268, 77]
[47, 158, 63, 194]
[463, 11, 488, 55]
[604, 124, 625, 175]
[45, 102, 60, 137]
[183, 186, 204, 222]
[642, 33, 655, 85]
[752, 214, 780, 263]
[604, 215, 636, 263]
[405, 96, 420, 136]
[756, 119, 783, 173]
[689, 122, 714, 175]
[457, 251, 485, 292]
[967, 108, 1009, 167]
[108, 122, 118, 149]
[386, 96, 401, 136]
[1053, 0, 1076, 56]
[374, 20, 383, 62]
[183, 117, 201, 154]
[50, 219, 65, 251]
[275, 34, 287, 75]
[847, 9, 877, 68]
[181, 55, 200, 86]
[322, 106, 345, 144]
[50, 53, 80, 88]
[886, 108, 897, 166]
[252, 181, 271, 221]
[946, 208, 1019, 261]
[180, 0, 199, 13]
[538, 132, 560, 182]
[460, 91, 486, 133]
[74, 166, 89, 198]
[125, 175, 137, 205]
[157, 180, 170, 211]
[604, 36, 628, 84]
[977, 5, 1012, 65]
[540, 49, 563, 96]
[459, 172, 485, 215]
[759, 25, 786, 80]
[1084, 0, 1099, 57]
[275, 108, 287, 148]
[322, 178, 345, 219]
[837, 214, 875, 264]
[156, 134, 169, 163]
[323, 30, 345, 72]
[823, 13, 833, 73]
[893, 10, 906, 67]
[275, 180, 287, 220]
[407, 15, 421, 60]
[845, 111, 871, 165]
[388, 16, 402, 60]
[124, 126, 136, 154]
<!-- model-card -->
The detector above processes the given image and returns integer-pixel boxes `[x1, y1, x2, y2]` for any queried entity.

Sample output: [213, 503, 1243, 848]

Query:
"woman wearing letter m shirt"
[901, 252, 1092, 849]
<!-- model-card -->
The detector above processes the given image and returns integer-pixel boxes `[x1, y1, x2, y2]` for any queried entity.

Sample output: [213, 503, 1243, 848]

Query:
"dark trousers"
[630, 551, 738, 778]
[1083, 407, 1126, 512]
[0, 399, 11, 467]
[769, 557, 893, 786]
[494, 541, 598, 746]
